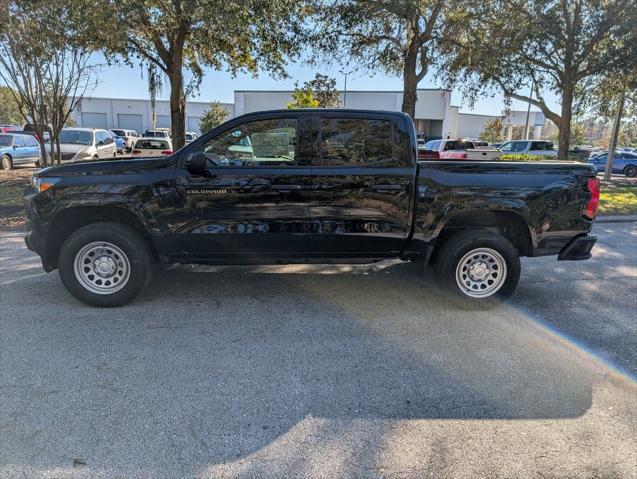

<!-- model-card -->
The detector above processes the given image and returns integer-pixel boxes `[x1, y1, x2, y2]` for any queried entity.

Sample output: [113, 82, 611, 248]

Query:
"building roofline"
[80, 96, 232, 105]
[234, 88, 452, 94]
[454, 110, 542, 117]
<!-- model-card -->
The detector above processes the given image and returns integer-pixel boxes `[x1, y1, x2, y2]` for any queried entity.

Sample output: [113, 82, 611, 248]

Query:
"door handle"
[271, 184, 303, 190]
[371, 184, 402, 191]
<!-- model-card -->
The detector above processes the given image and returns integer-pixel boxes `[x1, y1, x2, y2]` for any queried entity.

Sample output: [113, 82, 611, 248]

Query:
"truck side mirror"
[186, 151, 207, 174]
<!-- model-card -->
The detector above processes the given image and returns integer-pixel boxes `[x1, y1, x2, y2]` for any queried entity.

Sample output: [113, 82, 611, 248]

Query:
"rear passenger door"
[307, 113, 416, 256]
[11, 135, 29, 163]
[24, 135, 41, 162]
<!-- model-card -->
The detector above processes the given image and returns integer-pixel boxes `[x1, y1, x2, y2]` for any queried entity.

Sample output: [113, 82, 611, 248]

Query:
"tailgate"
[466, 149, 501, 160]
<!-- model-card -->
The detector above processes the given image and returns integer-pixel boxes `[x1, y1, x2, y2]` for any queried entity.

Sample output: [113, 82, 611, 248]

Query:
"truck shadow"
[4, 257, 634, 476]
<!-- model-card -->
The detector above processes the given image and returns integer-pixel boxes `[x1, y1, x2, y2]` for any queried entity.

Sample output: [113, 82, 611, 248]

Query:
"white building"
[71, 97, 234, 134]
[71, 89, 543, 140]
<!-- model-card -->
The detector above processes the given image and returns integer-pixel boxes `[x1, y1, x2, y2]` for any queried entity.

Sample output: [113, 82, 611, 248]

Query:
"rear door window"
[318, 117, 395, 167]
[136, 139, 169, 150]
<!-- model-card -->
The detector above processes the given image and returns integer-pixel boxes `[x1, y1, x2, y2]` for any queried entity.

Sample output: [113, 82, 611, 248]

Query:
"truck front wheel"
[58, 222, 153, 307]
[434, 229, 520, 308]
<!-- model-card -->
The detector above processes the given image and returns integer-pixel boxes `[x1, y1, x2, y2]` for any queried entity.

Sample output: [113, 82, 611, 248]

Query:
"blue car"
[0, 132, 43, 170]
[588, 152, 637, 177]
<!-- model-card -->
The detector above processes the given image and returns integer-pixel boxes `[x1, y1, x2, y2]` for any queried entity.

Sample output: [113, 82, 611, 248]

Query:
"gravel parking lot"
[1, 223, 636, 478]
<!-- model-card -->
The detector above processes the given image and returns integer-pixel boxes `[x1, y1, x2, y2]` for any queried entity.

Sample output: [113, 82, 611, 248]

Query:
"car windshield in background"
[136, 140, 169, 149]
[0, 135, 12, 147]
[444, 141, 474, 151]
[111, 130, 125, 136]
[59, 130, 92, 145]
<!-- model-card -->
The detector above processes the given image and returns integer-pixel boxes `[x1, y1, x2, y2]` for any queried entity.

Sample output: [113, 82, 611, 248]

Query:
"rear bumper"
[557, 234, 597, 261]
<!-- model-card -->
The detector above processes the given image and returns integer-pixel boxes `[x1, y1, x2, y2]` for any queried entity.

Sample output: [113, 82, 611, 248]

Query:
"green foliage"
[441, 0, 637, 158]
[0, 87, 23, 125]
[286, 86, 320, 109]
[89, 0, 307, 148]
[305, 74, 340, 108]
[285, 73, 339, 109]
[199, 101, 229, 133]
[501, 154, 586, 162]
[479, 117, 505, 143]
[311, 0, 464, 116]
[598, 186, 637, 216]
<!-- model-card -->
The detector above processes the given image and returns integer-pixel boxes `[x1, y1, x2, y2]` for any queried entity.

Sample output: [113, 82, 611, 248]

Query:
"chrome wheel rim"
[455, 247, 507, 298]
[73, 241, 130, 295]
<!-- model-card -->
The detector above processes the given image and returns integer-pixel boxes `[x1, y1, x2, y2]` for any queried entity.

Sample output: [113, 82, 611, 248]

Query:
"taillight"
[584, 177, 600, 220]
[160, 150, 172, 155]
[460, 153, 468, 159]
[132, 149, 141, 155]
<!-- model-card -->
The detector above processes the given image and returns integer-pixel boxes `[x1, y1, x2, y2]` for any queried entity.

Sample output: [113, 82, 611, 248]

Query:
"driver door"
[173, 113, 314, 260]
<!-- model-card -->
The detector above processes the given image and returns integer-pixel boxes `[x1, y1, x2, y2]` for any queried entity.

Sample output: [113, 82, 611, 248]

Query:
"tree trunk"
[557, 85, 574, 160]
[168, 68, 186, 150]
[55, 137, 61, 167]
[605, 90, 626, 182]
[401, 49, 418, 119]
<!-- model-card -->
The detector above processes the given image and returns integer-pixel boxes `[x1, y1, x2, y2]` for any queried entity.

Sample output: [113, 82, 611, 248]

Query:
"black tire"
[624, 165, 636, 178]
[1, 154, 12, 170]
[58, 222, 153, 307]
[433, 229, 521, 309]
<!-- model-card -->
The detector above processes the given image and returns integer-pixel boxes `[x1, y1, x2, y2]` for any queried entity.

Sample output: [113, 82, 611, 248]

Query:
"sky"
[89, 53, 560, 117]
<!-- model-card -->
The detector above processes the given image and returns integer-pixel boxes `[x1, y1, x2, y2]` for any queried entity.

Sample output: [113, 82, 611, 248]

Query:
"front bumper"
[557, 234, 597, 261]
[23, 191, 55, 271]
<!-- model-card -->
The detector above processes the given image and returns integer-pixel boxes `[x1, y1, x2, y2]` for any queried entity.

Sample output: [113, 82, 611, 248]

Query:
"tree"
[0, 1, 96, 166]
[441, 0, 637, 159]
[306, 74, 341, 108]
[285, 73, 340, 108]
[312, 0, 463, 118]
[286, 86, 320, 109]
[0, 86, 22, 125]
[585, 68, 637, 179]
[479, 117, 505, 143]
[199, 101, 229, 133]
[146, 63, 164, 131]
[92, 0, 306, 150]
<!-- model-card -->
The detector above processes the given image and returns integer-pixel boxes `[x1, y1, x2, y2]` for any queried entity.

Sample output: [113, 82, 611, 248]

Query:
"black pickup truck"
[24, 109, 599, 307]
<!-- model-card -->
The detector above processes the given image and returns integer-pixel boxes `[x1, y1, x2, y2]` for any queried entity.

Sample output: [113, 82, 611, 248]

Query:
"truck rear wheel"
[58, 222, 153, 307]
[434, 229, 520, 309]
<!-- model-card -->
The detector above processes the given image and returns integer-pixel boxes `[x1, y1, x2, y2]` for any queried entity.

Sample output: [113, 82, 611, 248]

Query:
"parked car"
[619, 147, 637, 154]
[0, 132, 42, 169]
[0, 125, 21, 133]
[420, 138, 501, 160]
[22, 123, 52, 143]
[58, 128, 117, 162]
[185, 131, 198, 143]
[588, 152, 637, 177]
[131, 137, 173, 158]
[498, 140, 557, 156]
[143, 128, 171, 139]
[110, 129, 139, 151]
[24, 109, 599, 308]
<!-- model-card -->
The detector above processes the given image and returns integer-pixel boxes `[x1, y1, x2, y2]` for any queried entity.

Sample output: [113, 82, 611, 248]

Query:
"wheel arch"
[45, 205, 157, 269]
[435, 209, 534, 257]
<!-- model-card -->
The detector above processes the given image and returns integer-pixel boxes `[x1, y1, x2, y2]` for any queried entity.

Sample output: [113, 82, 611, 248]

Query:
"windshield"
[0, 134, 12, 147]
[59, 130, 92, 145]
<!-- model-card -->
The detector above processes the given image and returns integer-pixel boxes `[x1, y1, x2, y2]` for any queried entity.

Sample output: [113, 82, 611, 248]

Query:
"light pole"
[339, 69, 354, 108]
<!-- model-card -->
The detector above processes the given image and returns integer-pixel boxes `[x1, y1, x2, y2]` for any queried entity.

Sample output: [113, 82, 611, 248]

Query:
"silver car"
[59, 128, 117, 162]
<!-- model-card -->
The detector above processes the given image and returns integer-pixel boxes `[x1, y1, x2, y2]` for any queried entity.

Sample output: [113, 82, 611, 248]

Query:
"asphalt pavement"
[1, 223, 636, 478]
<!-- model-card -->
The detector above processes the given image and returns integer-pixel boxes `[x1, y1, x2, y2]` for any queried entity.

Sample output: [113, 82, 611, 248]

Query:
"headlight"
[31, 176, 62, 193]
[74, 151, 92, 160]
